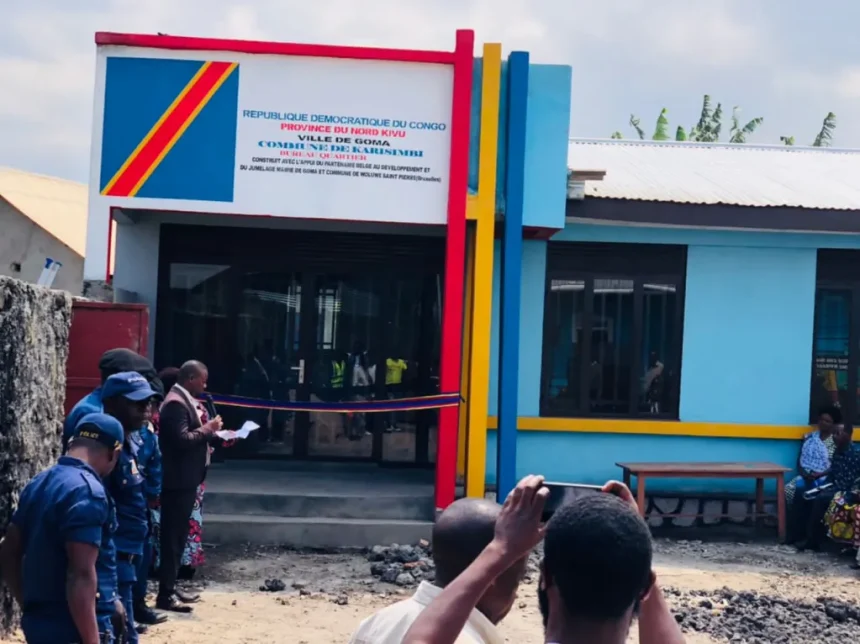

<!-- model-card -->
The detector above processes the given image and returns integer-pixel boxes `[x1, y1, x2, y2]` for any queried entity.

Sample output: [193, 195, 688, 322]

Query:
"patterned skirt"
[824, 491, 860, 547]
[150, 483, 207, 570]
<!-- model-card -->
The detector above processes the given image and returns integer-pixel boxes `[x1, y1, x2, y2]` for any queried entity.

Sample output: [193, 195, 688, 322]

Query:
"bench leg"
[755, 478, 764, 528]
[623, 469, 631, 490]
[636, 476, 647, 517]
[776, 474, 786, 543]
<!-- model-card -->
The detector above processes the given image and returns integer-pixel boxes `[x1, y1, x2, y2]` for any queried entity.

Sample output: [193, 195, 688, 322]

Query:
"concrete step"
[205, 514, 433, 548]
[205, 490, 434, 521]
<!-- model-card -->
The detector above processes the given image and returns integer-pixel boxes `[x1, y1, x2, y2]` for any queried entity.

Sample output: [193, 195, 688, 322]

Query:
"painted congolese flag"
[99, 57, 240, 202]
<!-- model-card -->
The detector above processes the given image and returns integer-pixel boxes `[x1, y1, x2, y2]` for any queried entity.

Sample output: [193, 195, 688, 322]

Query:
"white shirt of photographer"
[348, 581, 503, 644]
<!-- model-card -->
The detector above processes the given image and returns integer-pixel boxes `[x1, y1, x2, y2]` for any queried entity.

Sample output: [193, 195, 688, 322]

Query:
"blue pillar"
[497, 51, 528, 502]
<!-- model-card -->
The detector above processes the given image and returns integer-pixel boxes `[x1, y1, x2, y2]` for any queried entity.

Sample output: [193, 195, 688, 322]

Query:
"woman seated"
[824, 475, 860, 569]
[785, 405, 840, 506]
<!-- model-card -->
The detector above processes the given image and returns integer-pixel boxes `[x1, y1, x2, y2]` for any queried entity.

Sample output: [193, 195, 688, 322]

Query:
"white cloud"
[836, 67, 860, 98]
[656, 7, 766, 67]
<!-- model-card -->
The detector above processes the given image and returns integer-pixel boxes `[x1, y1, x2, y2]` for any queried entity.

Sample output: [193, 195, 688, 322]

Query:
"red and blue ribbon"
[202, 392, 462, 414]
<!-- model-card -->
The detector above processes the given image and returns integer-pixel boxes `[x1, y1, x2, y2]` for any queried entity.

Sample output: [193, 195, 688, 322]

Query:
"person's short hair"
[544, 493, 652, 622]
[432, 498, 500, 586]
[819, 404, 842, 425]
[178, 360, 207, 384]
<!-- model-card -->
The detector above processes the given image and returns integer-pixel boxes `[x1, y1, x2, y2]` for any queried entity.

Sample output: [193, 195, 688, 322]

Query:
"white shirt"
[348, 581, 503, 644]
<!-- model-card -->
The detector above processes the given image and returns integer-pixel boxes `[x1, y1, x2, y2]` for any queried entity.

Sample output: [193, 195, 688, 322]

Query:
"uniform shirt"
[385, 358, 408, 385]
[11, 457, 115, 642]
[130, 421, 162, 500]
[96, 495, 120, 615]
[62, 389, 103, 450]
[348, 581, 503, 644]
[106, 439, 148, 555]
[830, 446, 860, 492]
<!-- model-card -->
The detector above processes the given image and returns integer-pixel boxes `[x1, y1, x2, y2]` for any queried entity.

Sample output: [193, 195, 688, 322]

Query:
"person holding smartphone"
[403, 476, 685, 644]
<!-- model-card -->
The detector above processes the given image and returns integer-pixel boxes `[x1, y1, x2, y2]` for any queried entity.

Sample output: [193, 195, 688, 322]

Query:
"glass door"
[156, 224, 446, 464]
[301, 274, 381, 459]
[295, 271, 442, 464]
[233, 271, 304, 456]
[380, 274, 442, 464]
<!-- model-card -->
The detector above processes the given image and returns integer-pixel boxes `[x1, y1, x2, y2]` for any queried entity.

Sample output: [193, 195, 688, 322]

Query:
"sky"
[2, 0, 859, 184]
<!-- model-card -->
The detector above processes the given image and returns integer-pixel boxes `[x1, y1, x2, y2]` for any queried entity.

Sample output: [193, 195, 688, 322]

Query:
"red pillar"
[436, 29, 474, 510]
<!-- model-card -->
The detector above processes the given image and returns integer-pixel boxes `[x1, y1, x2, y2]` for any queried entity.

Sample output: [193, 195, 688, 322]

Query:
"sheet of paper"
[236, 420, 260, 439]
[217, 421, 261, 441]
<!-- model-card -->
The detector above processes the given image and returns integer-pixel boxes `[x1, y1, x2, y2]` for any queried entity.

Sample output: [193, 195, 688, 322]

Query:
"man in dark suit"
[156, 360, 222, 612]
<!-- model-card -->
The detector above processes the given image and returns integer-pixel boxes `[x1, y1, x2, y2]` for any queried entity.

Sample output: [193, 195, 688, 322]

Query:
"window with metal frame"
[540, 242, 686, 419]
[810, 250, 860, 425]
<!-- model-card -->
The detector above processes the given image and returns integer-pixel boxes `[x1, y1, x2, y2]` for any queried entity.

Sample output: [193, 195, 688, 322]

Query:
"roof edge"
[0, 194, 84, 259]
[568, 137, 860, 155]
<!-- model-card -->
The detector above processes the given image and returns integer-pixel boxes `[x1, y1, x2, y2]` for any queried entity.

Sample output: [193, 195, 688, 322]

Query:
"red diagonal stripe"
[104, 61, 234, 197]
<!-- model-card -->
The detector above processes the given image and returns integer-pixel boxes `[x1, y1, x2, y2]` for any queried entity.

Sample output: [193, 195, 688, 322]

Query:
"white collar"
[412, 582, 502, 644]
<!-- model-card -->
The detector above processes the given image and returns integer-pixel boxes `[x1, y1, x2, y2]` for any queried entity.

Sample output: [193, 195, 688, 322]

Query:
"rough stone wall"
[82, 279, 114, 303]
[0, 277, 72, 634]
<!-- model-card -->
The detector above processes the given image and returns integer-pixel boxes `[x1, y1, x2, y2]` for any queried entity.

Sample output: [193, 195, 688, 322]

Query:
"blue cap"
[72, 413, 124, 449]
[101, 371, 158, 402]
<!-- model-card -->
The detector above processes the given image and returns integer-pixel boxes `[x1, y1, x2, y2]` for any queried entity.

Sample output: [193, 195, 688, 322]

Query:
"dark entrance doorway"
[155, 223, 444, 466]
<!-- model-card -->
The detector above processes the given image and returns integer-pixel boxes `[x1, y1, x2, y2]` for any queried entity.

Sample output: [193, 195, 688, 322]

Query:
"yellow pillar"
[465, 43, 502, 498]
[458, 220, 476, 479]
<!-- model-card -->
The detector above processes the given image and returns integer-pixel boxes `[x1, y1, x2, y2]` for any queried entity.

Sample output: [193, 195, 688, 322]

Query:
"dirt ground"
[2, 539, 858, 643]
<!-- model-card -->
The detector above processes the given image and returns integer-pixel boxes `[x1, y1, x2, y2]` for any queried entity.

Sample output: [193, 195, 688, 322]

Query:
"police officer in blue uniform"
[63, 348, 160, 451]
[0, 413, 125, 644]
[100, 372, 158, 644]
[131, 399, 167, 629]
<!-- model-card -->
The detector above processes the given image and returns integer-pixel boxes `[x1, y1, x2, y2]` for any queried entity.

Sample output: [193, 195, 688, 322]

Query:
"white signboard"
[236, 58, 452, 223]
[91, 47, 454, 226]
[233, 56, 453, 223]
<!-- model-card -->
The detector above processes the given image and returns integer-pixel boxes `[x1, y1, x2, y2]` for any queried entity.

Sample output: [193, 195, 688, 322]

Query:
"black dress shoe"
[156, 595, 193, 613]
[134, 602, 168, 625]
[135, 623, 149, 635]
[175, 588, 201, 604]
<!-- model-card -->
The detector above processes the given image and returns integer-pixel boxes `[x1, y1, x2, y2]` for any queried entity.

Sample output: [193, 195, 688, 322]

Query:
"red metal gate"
[64, 301, 149, 414]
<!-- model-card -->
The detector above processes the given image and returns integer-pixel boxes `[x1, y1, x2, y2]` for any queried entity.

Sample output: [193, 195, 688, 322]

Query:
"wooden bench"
[616, 462, 792, 542]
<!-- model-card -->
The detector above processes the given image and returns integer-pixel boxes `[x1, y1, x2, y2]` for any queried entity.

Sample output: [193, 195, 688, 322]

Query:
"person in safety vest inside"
[385, 352, 409, 433]
[0, 413, 126, 644]
[101, 372, 159, 644]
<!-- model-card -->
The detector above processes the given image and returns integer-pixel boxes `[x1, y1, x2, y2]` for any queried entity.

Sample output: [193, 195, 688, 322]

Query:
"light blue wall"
[680, 246, 816, 424]
[483, 221, 860, 489]
[485, 431, 799, 493]
[521, 64, 571, 228]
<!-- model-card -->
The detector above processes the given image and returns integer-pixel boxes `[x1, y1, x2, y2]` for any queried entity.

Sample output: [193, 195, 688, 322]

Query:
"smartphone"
[542, 482, 604, 521]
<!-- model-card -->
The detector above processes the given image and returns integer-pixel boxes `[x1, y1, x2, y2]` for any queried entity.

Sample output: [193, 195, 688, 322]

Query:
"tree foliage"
[812, 112, 837, 147]
[614, 94, 837, 146]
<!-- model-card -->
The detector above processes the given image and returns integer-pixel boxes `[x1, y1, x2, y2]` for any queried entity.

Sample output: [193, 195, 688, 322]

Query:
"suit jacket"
[159, 385, 211, 491]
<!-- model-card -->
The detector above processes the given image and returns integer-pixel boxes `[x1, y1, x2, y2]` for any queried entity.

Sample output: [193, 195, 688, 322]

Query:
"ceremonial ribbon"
[202, 392, 462, 414]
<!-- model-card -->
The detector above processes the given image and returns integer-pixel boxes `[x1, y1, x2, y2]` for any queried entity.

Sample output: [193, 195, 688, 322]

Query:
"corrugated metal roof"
[568, 139, 860, 211]
[0, 167, 88, 256]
